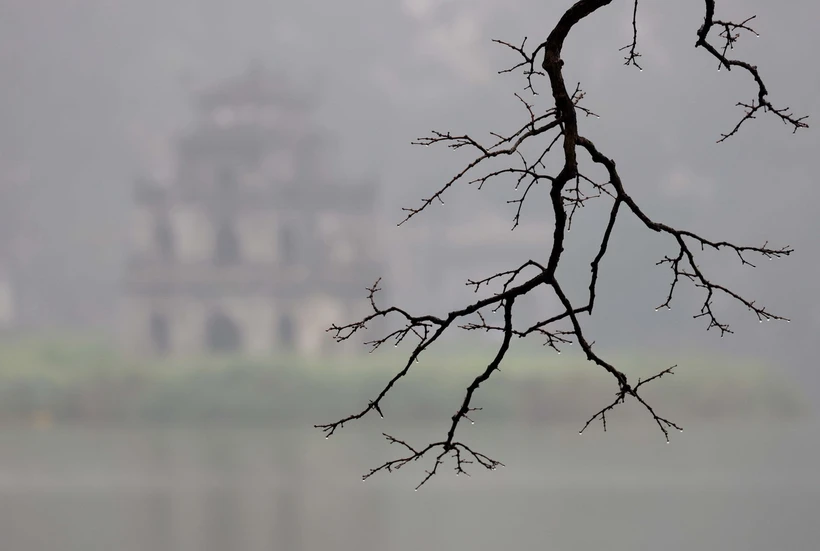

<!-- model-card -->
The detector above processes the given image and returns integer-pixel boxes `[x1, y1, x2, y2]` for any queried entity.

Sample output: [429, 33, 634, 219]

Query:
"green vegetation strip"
[0, 336, 807, 426]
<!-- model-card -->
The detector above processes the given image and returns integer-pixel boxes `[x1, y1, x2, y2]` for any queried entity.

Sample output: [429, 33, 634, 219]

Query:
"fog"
[0, 0, 818, 549]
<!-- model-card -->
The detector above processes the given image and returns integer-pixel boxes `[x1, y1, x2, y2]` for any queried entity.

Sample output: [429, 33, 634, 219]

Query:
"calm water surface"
[0, 419, 817, 550]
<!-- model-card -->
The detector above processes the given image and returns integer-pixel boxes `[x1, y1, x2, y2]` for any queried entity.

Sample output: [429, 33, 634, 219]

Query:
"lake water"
[0, 418, 817, 550]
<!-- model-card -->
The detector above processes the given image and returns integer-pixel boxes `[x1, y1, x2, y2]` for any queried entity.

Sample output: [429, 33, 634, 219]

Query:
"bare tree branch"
[619, 0, 643, 69]
[697, 1, 809, 141]
[316, 0, 806, 489]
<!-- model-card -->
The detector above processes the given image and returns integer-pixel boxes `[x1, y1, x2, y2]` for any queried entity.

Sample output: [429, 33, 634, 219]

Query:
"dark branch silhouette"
[316, 0, 806, 489]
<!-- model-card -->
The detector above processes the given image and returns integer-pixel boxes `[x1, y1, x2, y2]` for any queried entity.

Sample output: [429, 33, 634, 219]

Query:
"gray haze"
[1, 0, 817, 385]
[1, 1, 819, 550]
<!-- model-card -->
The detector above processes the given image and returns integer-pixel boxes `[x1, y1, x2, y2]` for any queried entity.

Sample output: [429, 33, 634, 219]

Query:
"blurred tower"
[121, 64, 383, 357]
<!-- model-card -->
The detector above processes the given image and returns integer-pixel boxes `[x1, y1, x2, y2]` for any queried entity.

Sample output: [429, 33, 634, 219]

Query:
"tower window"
[278, 313, 295, 349]
[216, 167, 238, 193]
[214, 222, 241, 266]
[280, 226, 296, 265]
[149, 313, 170, 355]
[154, 218, 174, 263]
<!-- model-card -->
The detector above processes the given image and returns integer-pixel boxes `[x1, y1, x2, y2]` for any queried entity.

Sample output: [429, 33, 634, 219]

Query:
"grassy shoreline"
[0, 336, 808, 427]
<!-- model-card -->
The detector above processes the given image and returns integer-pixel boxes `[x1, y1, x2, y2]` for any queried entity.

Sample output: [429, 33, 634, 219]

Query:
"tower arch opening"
[206, 310, 242, 353]
[278, 313, 295, 350]
[149, 312, 170, 355]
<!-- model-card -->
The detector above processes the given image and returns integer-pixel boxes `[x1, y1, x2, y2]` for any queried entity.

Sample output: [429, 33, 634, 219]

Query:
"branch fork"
[316, 0, 806, 489]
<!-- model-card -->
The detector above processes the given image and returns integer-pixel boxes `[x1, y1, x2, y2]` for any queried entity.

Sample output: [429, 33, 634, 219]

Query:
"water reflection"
[0, 421, 816, 550]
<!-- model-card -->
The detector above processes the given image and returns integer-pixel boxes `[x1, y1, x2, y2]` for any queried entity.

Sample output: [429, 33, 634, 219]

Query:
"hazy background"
[0, 0, 818, 549]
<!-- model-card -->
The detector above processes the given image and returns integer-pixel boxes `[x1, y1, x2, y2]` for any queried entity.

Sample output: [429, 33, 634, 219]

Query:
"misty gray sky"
[0, 1, 817, 385]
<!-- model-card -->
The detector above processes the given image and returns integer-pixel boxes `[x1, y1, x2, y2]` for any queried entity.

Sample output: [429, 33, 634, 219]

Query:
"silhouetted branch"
[696, 0, 809, 141]
[619, 0, 643, 69]
[317, 0, 805, 488]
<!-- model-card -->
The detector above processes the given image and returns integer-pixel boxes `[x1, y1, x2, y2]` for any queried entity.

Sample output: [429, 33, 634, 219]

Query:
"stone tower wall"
[120, 292, 360, 359]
